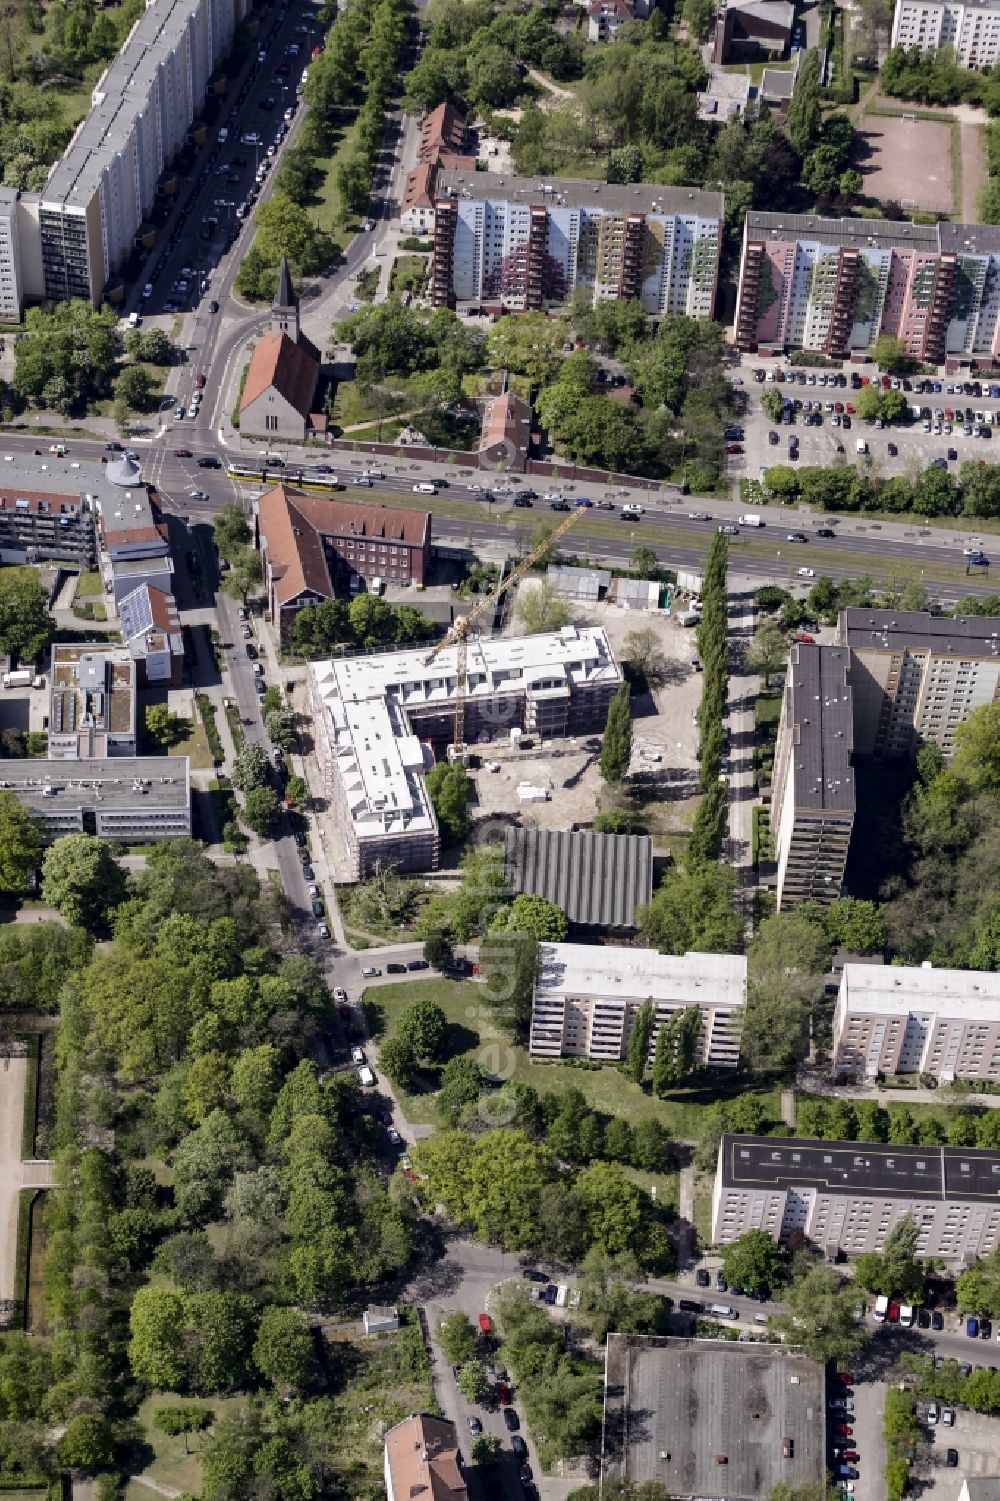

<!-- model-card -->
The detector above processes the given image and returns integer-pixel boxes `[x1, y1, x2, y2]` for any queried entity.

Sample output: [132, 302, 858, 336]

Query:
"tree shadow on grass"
[442, 1020, 480, 1062]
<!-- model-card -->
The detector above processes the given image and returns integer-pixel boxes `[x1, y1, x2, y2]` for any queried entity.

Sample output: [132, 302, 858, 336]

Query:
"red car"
[478, 1313, 492, 1336]
[172, 448, 192, 458]
[887, 1301, 900, 1323]
[839, 1452, 860, 1462]
[725, 444, 744, 455]
[194, 372, 206, 389]
[497, 1381, 511, 1406]
[834, 1424, 853, 1437]
[794, 632, 815, 644]
[836, 1372, 855, 1385]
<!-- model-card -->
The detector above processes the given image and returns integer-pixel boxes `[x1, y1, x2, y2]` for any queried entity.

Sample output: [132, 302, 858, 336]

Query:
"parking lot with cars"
[735, 356, 1000, 528]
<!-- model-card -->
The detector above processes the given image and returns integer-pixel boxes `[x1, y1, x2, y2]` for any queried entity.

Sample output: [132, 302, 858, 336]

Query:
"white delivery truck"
[414, 482, 437, 494]
[739, 511, 765, 527]
[856, 439, 868, 454]
[357, 1065, 376, 1088]
[873, 1294, 889, 1322]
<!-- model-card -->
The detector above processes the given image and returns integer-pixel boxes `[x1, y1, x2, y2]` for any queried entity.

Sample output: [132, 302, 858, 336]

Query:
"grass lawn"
[389, 254, 428, 296]
[131, 1394, 247, 1496]
[365, 978, 782, 1139]
[311, 119, 362, 238]
[74, 570, 103, 597]
[754, 692, 782, 729]
[693, 1177, 715, 1250]
[167, 714, 216, 771]
[620, 1164, 680, 1214]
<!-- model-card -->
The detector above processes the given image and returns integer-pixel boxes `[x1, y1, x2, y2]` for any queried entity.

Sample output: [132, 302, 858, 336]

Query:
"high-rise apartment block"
[839, 607, 1000, 759]
[528, 943, 747, 1067]
[712, 1133, 1000, 1262]
[735, 212, 1000, 363]
[0, 0, 245, 312]
[891, 0, 1000, 70]
[770, 643, 856, 909]
[834, 962, 1000, 1082]
[430, 172, 723, 316]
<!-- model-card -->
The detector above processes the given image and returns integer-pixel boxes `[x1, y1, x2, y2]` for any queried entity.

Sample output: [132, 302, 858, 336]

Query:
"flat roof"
[436, 170, 724, 219]
[785, 643, 855, 813]
[840, 607, 1000, 658]
[0, 454, 122, 511]
[535, 941, 746, 1006]
[602, 1335, 825, 1498]
[505, 828, 652, 928]
[841, 962, 1000, 1021]
[747, 210, 942, 252]
[50, 644, 135, 738]
[720, 1133, 1000, 1203]
[0, 756, 188, 811]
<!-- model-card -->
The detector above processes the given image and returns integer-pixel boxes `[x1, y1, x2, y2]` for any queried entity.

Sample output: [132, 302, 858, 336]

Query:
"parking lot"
[734, 357, 1000, 495]
[917, 1405, 1000, 1501]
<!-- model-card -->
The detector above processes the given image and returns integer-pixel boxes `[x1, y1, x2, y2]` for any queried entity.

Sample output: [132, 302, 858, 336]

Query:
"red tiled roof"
[145, 585, 180, 633]
[257, 484, 333, 608]
[384, 1414, 467, 1501]
[240, 331, 319, 420]
[480, 390, 533, 454]
[419, 101, 466, 161]
[282, 489, 431, 546]
[403, 162, 439, 212]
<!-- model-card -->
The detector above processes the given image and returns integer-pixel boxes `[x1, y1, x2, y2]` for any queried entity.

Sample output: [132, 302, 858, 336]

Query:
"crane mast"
[425, 506, 583, 761]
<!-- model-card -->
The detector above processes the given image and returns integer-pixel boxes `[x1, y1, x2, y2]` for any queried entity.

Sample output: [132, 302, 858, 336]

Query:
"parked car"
[503, 1409, 520, 1432]
[386, 962, 406, 974]
[967, 1317, 980, 1337]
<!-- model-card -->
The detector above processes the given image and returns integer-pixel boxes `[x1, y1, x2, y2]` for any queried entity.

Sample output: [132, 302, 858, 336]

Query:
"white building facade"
[833, 963, 1000, 1082]
[529, 943, 747, 1067]
[891, 0, 1000, 69]
[431, 173, 723, 316]
[712, 1134, 1000, 1262]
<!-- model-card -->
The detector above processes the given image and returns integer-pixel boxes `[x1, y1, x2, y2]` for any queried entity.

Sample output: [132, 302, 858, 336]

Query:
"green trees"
[424, 761, 472, 844]
[600, 683, 633, 784]
[213, 503, 252, 559]
[761, 387, 783, 423]
[854, 1215, 924, 1301]
[145, 703, 184, 749]
[785, 49, 821, 154]
[486, 313, 567, 385]
[957, 1246, 1000, 1316]
[397, 999, 447, 1061]
[0, 793, 43, 893]
[456, 1360, 490, 1402]
[437, 1056, 483, 1125]
[241, 786, 281, 839]
[56, 1413, 115, 1471]
[746, 620, 787, 690]
[0, 568, 55, 663]
[637, 862, 741, 956]
[289, 595, 434, 657]
[651, 1006, 702, 1093]
[252, 1307, 315, 1392]
[720, 1230, 783, 1293]
[42, 835, 125, 929]
[954, 702, 1000, 792]
[495, 894, 568, 943]
[437, 1311, 478, 1365]
[768, 1260, 865, 1363]
[14, 302, 118, 414]
[515, 579, 572, 635]
[743, 911, 832, 1075]
[128, 1286, 189, 1389]
[626, 1000, 655, 1084]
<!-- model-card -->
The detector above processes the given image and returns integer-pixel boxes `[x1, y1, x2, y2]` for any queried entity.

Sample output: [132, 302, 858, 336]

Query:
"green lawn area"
[620, 1164, 680, 1214]
[74, 570, 103, 597]
[693, 1177, 714, 1250]
[168, 714, 216, 771]
[754, 692, 782, 729]
[311, 120, 362, 238]
[366, 978, 782, 1139]
[131, 1394, 247, 1497]
[389, 254, 428, 296]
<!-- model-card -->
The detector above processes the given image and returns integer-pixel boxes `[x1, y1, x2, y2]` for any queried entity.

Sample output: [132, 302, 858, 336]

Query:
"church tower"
[271, 255, 299, 342]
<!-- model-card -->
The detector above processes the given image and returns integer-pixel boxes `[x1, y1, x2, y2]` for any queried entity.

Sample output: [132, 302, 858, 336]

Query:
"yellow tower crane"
[425, 505, 584, 762]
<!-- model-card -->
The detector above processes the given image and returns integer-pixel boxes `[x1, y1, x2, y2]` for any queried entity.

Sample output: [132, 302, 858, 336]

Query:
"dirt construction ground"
[471, 584, 704, 845]
[0, 1053, 26, 1305]
[857, 114, 954, 214]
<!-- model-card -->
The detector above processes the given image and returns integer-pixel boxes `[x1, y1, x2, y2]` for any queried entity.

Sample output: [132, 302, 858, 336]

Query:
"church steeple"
[271, 255, 299, 341]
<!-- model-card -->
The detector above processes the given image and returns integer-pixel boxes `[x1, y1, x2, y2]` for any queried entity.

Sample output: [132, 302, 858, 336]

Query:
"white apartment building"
[308, 627, 622, 880]
[712, 1134, 1000, 1262]
[839, 607, 1000, 759]
[833, 962, 1000, 1082]
[891, 0, 1000, 69]
[431, 173, 723, 317]
[529, 943, 747, 1067]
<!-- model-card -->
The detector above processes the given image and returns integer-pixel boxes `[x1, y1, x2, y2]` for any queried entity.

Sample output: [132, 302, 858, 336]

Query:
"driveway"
[0, 1052, 27, 1306]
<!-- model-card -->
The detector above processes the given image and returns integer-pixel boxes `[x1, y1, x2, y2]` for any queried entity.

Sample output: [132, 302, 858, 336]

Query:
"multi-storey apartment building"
[839, 607, 1000, 758]
[309, 627, 622, 878]
[891, 0, 1000, 70]
[735, 212, 1000, 364]
[528, 943, 747, 1067]
[833, 962, 1000, 1082]
[430, 172, 723, 316]
[0, 466, 96, 567]
[712, 1133, 1000, 1262]
[0, 0, 245, 310]
[770, 643, 856, 909]
[48, 645, 137, 761]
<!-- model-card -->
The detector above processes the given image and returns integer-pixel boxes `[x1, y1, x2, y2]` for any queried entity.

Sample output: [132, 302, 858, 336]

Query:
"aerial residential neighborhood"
[7, 0, 1000, 1496]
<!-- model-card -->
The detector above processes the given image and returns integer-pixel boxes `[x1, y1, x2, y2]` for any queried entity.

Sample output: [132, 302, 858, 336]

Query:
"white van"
[127, 311, 140, 327]
[856, 438, 868, 454]
[621, 502, 644, 518]
[738, 511, 764, 527]
[873, 1294, 889, 1322]
[555, 1284, 568, 1308]
[357, 1064, 375, 1087]
[414, 482, 437, 494]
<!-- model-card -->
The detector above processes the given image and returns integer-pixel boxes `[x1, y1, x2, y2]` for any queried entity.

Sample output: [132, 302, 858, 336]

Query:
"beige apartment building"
[771, 643, 856, 909]
[528, 942, 747, 1068]
[833, 962, 1000, 1082]
[712, 1134, 1000, 1262]
[838, 608, 1000, 759]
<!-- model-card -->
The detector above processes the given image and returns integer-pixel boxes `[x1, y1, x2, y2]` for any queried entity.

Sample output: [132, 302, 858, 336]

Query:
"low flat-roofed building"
[0, 755, 190, 841]
[712, 1133, 1000, 1261]
[309, 626, 621, 878]
[48, 643, 136, 760]
[505, 826, 652, 930]
[771, 643, 855, 909]
[601, 1334, 826, 1496]
[834, 962, 1000, 1082]
[529, 942, 746, 1067]
[384, 1412, 466, 1501]
[546, 565, 611, 603]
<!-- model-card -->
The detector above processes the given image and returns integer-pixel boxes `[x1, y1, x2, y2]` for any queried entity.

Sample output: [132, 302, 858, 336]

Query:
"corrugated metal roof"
[547, 565, 610, 601]
[504, 827, 653, 928]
